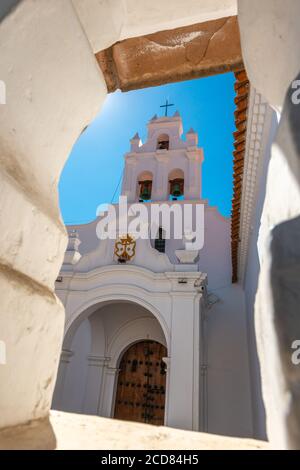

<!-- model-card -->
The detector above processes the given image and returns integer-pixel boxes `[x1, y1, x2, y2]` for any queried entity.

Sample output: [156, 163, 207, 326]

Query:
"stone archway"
[53, 299, 169, 421]
[114, 340, 167, 425]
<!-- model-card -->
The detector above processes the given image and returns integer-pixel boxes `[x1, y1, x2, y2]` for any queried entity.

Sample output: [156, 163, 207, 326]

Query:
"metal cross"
[160, 99, 174, 117]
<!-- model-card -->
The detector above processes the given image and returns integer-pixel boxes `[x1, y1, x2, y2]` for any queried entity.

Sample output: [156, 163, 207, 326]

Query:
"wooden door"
[114, 340, 167, 425]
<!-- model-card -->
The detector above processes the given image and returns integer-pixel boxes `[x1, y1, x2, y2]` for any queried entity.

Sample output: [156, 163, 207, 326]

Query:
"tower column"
[186, 150, 203, 200]
[153, 155, 169, 201]
[121, 156, 137, 203]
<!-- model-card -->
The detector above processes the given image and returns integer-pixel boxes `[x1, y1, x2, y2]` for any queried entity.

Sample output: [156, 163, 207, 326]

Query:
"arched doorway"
[114, 340, 167, 425]
[53, 299, 169, 419]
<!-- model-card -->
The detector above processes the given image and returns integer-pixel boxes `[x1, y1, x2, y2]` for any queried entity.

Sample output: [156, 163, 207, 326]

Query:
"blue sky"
[59, 72, 235, 224]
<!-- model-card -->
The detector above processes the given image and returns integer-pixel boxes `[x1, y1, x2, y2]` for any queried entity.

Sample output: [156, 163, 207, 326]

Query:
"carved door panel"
[114, 340, 167, 425]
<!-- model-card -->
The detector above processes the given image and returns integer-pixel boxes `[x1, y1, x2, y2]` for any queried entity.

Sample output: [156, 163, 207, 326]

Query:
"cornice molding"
[238, 88, 271, 283]
[87, 355, 110, 367]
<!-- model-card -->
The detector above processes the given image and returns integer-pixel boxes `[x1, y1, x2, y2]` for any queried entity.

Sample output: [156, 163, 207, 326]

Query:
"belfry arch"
[137, 170, 154, 202]
[168, 168, 185, 200]
[157, 133, 170, 150]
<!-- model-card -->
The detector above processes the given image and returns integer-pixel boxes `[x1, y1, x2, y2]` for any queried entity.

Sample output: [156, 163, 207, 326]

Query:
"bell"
[139, 180, 152, 200]
[141, 186, 151, 200]
[171, 183, 181, 197]
[170, 178, 183, 197]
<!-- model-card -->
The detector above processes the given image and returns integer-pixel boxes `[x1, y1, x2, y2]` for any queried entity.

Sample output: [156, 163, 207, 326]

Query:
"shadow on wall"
[271, 215, 300, 449]
[243, 108, 279, 441]
[0, 1, 20, 22]
[284, 72, 300, 190]
[270, 74, 300, 448]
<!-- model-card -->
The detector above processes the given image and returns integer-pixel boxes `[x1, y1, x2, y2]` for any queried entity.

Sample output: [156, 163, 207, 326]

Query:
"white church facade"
[53, 112, 254, 438]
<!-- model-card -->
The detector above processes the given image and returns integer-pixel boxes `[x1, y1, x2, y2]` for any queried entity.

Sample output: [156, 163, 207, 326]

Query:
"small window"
[154, 227, 165, 253]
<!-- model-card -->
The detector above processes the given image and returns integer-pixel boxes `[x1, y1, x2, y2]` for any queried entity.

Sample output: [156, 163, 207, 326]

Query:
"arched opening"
[157, 133, 170, 150]
[114, 340, 167, 425]
[53, 299, 168, 420]
[137, 171, 153, 202]
[168, 168, 184, 200]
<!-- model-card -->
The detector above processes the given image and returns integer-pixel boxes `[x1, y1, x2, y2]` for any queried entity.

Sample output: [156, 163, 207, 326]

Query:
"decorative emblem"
[114, 234, 136, 262]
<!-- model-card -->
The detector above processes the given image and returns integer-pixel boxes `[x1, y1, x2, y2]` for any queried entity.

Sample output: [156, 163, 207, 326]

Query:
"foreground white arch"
[1, 0, 300, 449]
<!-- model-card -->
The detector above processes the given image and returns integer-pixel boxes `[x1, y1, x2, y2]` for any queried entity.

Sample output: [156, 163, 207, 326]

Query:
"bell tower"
[121, 110, 204, 203]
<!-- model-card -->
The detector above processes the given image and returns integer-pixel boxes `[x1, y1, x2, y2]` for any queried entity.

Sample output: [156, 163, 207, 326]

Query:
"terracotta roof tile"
[231, 69, 250, 283]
